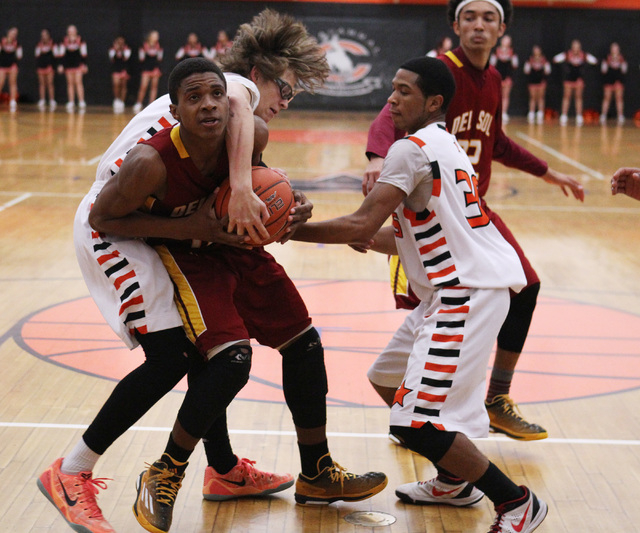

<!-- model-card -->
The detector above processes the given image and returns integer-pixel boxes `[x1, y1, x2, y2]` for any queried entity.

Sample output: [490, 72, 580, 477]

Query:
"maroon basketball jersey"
[141, 125, 229, 218]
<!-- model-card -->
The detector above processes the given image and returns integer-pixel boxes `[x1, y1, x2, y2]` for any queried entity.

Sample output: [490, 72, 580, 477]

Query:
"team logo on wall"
[316, 28, 383, 97]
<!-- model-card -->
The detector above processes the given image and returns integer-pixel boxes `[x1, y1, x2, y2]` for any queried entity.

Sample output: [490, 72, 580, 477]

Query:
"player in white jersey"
[38, 10, 374, 533]
[75, 73, 261, 349]
[293, 57, 547, 533]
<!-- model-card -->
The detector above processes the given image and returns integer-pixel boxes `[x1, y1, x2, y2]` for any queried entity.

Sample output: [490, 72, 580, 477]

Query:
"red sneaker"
[37, 457, 115, 533]
[202, 457, 294, 501]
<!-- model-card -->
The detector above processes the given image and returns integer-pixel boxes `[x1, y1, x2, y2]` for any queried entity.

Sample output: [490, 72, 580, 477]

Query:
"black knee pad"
[280, 328, 327, 428]
[497, 282, 540, 353]
[390, 423, 457, 464]
[178, 344, 252, 439]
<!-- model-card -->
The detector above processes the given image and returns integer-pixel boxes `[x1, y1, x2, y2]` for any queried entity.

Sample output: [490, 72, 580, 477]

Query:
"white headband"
[455, 0, 504, 22]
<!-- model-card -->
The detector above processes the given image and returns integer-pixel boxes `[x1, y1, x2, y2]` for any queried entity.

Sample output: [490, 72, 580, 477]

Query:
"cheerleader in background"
[210, 29, 232, 63]
[523, 45, 551, 124]
[0, 27, 23, 112]
[490, 35, 518, 124]
[109, 36, 131, 114]
[133, 30, 163, 114]
[426, 36, 452, 58]
[35, 29, 57, 110]
[553, 39, 597, 126]
[58, 25, 88, 112]
[175, 33, 205, 62]
[600, 42, 627, 125]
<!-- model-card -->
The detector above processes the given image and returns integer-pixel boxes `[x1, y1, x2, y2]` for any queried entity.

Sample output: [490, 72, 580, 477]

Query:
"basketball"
[214, 166, 295, 245]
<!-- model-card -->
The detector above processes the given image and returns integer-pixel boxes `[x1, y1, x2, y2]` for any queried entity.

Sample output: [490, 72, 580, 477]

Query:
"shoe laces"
[488, 514, 504, 533]
[498, 396, 525, 421]
[237, 458, 270, 481]
[487, 501, 510, 533]
[75, 473, 112, 519]
[325, 461, 357, 489]
[146, 463, 184, 506]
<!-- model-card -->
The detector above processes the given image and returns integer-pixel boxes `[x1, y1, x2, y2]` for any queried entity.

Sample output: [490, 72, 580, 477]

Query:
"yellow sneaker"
[133, 457, 186, 533]
[294, 453, 387, 505]
[486, 394, 548, 441]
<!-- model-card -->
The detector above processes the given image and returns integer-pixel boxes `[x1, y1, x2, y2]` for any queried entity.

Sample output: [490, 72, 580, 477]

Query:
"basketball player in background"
[612, 167, 640, 201]
[293, 55, 548, 533]
[362, 0, 584, 460]
[38, 11, 386, 533]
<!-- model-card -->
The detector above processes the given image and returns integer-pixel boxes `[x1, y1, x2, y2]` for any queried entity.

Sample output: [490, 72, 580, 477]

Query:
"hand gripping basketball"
[214, 166, 295, 246]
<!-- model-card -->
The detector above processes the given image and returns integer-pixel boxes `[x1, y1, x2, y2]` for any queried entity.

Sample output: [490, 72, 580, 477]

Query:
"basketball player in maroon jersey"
[87, 58, 386, 533]
[363, 0, 584, 453]
[37, 12, 385, 533]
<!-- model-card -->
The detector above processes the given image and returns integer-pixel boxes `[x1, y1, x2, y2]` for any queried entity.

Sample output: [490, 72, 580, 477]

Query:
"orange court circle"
[17, 280, 640, 407]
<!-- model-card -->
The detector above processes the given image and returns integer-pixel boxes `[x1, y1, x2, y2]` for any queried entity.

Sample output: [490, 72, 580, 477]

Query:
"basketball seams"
[214, 167, 294, 245]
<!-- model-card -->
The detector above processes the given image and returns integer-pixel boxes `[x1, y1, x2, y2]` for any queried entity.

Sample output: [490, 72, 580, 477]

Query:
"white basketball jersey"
[378, 122, 526, 299]
[95, 73, 260, 184]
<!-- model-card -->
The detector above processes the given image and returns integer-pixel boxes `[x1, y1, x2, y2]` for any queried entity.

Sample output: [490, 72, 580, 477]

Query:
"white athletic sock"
[61, 438, 101, 475]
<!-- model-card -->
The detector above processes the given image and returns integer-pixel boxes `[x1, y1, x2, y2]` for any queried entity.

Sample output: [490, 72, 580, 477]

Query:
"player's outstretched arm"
[278, 189, 313, 244]
[611, 167, 640, 201]
[540, 167, 585, 202]
[225, 82, 270, 242]
[292, 182, 405, 245]
[349, 225, 398, 254]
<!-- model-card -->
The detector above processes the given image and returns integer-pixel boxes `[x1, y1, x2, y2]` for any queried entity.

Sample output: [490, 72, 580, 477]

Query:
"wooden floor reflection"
[1, 104, 640, 532]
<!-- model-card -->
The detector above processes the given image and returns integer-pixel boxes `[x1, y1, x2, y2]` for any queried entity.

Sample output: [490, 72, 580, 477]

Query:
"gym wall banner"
[294, 17, 427, 111]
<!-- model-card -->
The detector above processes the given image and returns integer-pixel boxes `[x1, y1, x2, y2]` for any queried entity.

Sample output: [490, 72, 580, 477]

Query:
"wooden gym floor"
[1, 103, 640, 532]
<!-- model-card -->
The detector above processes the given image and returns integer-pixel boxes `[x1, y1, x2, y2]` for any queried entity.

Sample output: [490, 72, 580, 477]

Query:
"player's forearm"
[370, 226, 398, 255]
[226, 92, 255, 194]
[292, 215, 377, 245]
[89, 210, 199, 241]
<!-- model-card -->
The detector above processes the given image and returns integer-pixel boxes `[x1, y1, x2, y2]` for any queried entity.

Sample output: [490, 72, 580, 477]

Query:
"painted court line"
[0, 158, 100, 166]
[0, 193, 31, 212]
[515, 132, 606, 181]
[1, 421, 637, 446]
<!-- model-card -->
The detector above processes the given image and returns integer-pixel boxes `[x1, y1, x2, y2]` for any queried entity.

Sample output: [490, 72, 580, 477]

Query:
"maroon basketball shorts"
[155, 244, 312, 356]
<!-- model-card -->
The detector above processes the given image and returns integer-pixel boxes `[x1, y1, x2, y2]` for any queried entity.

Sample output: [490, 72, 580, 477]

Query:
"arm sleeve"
[493, 128, 548, 177]
[365, 103, 406, 160]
